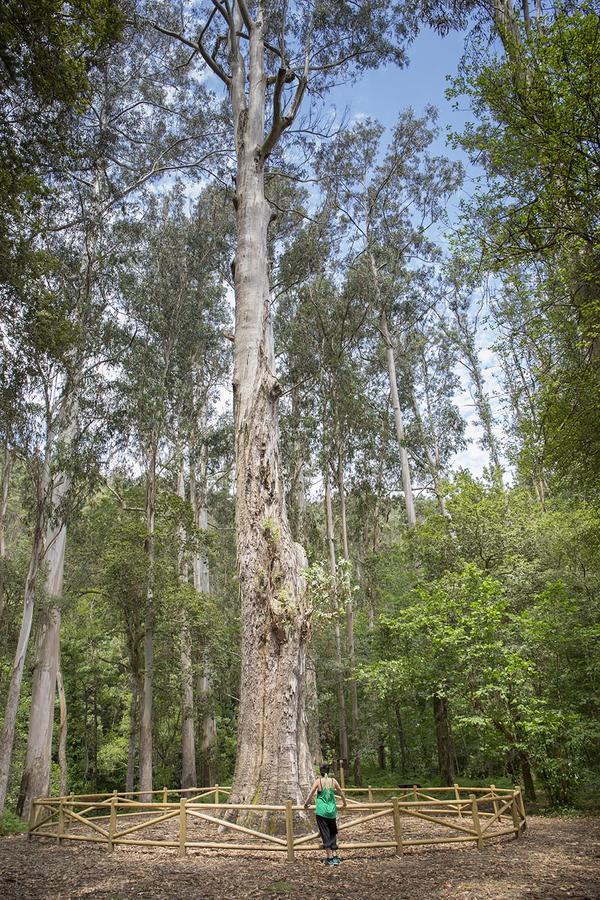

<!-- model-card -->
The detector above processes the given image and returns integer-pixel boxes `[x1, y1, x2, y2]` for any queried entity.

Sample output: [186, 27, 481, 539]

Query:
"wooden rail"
[28, 784, 527, 860]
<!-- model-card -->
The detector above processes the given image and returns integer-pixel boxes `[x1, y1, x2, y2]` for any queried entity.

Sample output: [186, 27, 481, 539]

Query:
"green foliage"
[0, 809, 27, 835]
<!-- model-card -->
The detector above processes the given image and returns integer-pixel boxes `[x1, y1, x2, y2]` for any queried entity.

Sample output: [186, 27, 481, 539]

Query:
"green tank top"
[315, 776, 337, 819]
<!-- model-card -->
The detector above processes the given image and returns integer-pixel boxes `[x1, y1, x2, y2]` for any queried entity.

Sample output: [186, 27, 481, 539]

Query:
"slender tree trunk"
[0, 445, 13, 627]
[324, 473, 349, 767]
[395, 704, 409, 775]
[126, 669, 139, 793]
[139, 442, 157, 802]
[177, 457, 197, 789]
[18, 404, 77, 819]
[378, 306, 416, 527]
[0, 524, 45, 814]
[337, 455, 361, 785]
[189, 440, 217, 784]
[519, 750, 537, 802]
[305, 652, 322, 768]
[228, 13, 311, 807]
[0, 443, 12, 558]
[433, 693, 456, 786]
[57, 664, 67, 797]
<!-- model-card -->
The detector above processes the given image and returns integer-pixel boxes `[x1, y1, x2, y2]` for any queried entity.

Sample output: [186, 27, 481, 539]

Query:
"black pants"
[316, 814, 338, 851]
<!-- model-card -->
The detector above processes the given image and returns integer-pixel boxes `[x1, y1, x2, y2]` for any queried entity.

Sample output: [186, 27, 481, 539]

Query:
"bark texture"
[433, 693, 456, 786]
[228, 11, 312, 805]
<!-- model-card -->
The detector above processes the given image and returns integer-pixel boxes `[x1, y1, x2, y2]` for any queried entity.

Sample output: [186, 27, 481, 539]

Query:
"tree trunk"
[0, 399, 57, 814]
[57, 664, 67, 797]
[395, 704, 409, 775]
[0, 445, 13, 628]
[189, 440, 217, 784]
[126, 669, 139, 793]
[178, 458, 197, 789]
[378, 306, 416, 527]
[18, 404, 77, 819]
[433, 693, 456, 786]
[324, 474, 348, 766]
[337, 456, 361, 786]
[305, 652, 322, 768]
[228, 14, 311, 807]
[0, 443, 12, 556]
[0, 524, 45, 814]
[139, 443, 157, 802]
[519, 750, 537, 802]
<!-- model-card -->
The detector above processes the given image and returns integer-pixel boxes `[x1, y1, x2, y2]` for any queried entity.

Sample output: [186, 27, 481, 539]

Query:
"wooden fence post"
[163, 786, 168, 804]
[454, 783, 463, 819]
[491, 784, 499, 819]
[511, 791, 520, 838]
[470, 794, 483, 849]
[179, 798, 187, 857]
[368, 785, 373, 804]
[339, 764, 345, 791]
[57, 799, 65, 844]
[412, 784, 418, 803]
[27, 801, 37, 840]
[65, 793, 74, 832]
[108, 795, 117, 852]
[392, 798, 403, 856]
[215, 783, 219, 804]
[285, 800, 295, 862]
[516, 788, 527, 829]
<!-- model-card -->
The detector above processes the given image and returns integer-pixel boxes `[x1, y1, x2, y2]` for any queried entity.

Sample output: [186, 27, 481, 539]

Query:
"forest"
[0, 0, 599, 845]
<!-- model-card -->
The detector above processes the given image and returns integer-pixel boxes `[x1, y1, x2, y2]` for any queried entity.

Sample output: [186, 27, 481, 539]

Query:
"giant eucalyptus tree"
[147, 0, 415, 805]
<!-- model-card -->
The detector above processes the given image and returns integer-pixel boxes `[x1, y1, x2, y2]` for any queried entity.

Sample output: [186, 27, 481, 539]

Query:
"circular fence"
[28, 783, 527, 860]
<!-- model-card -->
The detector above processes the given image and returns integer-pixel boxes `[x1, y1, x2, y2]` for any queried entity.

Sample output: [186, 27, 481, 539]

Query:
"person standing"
[303, 763, 347, 865]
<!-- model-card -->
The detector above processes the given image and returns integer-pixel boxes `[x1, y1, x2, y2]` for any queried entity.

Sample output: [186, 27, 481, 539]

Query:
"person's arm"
[333, 778, 347, 807]
[303, 779, 319, 808]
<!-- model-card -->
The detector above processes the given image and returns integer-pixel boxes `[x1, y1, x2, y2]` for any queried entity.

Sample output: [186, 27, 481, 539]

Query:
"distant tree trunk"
[450, 306, 502, 479]
[324, 473, 349, 766]
[433, 693, 456, 786]
[126, 669, 139, 793]
[519, 750, 537, 802]
[178, 458, 197, 789]
[395, 704, 409, 775]
[378, 305, 416, 527]
[57, 664, 68, 797]
[0, 443, 12, 554]
[305, 652, 322, 768]
[139, 442, 157, 802]
[189, 439, 216, 785]
[0, 445, 13, 617]
[337, 455, 361, 786]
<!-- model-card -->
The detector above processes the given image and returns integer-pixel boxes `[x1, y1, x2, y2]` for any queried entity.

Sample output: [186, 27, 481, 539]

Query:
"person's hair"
[319, 763, 331, 776]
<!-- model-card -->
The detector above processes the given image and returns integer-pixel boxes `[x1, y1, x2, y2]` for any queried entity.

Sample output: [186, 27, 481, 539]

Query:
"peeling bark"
[227, 10, 312, 808]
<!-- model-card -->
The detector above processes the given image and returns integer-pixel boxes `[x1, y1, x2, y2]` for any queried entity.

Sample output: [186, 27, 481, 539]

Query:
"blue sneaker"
[325, 858, 336, 866]
[331, 856, 341, 865]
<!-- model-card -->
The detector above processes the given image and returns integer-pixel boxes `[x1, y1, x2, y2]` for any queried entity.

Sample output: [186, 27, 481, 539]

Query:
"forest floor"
[0, 813, 598, 899]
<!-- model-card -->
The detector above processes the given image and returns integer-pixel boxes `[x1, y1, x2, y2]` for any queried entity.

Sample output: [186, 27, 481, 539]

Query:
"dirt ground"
[1, 815, 598, 899]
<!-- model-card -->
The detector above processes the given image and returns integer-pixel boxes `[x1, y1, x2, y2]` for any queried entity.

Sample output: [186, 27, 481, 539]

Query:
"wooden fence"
[28, 784, 527, 860]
